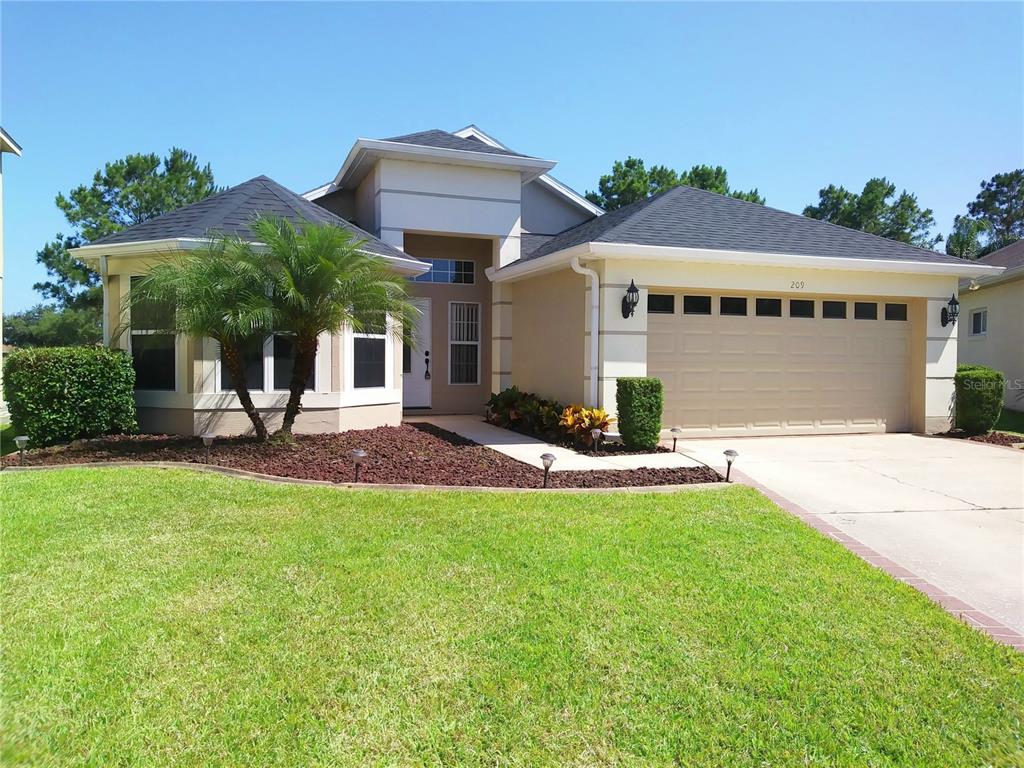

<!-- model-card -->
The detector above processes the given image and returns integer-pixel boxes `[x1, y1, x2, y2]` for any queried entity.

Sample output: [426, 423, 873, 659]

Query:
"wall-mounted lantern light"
[621, 279, 640, 319]
[941, 294, 960, 327]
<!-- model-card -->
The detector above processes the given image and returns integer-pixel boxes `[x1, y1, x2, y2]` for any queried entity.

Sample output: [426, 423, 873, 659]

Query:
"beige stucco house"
[958, 240, 1024, 410]
[1, 126, 24, 425]
[73, 125, 1001, 437]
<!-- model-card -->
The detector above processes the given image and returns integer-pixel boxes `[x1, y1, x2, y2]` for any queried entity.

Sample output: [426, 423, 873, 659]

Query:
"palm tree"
[946, 215, 992, 260]
[246, 215, 419, 437]
[123, 241, 276, 440]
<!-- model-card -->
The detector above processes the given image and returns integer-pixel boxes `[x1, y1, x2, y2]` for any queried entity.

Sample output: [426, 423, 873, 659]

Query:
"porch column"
[491, 236, 516, 393]
[921, 294, 958, 433]
[594, 271, 648, 417]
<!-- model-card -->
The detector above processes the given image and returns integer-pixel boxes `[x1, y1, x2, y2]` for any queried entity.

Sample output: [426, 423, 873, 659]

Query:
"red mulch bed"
[941, 430, 1024, 447]
[8, 423, 721, 489]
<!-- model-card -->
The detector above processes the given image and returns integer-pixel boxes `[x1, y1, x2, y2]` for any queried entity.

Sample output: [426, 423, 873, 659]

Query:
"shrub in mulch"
[6, 423, 721, 489]
[942, 429, 1023, 448]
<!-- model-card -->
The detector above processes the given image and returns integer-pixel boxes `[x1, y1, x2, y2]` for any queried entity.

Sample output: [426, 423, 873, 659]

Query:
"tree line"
[4, 149, 1022, 348]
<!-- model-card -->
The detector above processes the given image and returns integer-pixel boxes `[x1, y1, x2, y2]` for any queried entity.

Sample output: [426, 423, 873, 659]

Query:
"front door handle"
[424, 351, 431, 380]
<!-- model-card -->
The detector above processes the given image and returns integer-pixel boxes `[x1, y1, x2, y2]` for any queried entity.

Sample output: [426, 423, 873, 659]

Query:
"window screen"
[272, 334, 315, 391]
[222, 336, 265, 392]
[354, 337, 386, 388]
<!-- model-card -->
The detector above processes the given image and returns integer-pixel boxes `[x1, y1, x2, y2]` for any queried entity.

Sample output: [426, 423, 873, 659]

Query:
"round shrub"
[954, 363, 1004, 435]
[3, 347, 138, 447]
[617, 377, 664, 450]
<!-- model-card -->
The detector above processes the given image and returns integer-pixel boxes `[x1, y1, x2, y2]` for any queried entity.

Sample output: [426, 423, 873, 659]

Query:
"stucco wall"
[508, 268, 586, 405]
[959, 276, 1024, 409]
[405, 233, 493, 414]
[521, 179, 593, 235]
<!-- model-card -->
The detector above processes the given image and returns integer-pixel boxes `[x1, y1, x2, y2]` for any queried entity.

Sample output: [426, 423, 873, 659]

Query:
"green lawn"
[2, 469, 1021, 767]
[996, 407, 1024, 436]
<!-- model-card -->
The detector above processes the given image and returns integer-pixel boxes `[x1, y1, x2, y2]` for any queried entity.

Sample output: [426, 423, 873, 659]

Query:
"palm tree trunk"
[278, 332, 319, 436]
[220, 341, 269, 441]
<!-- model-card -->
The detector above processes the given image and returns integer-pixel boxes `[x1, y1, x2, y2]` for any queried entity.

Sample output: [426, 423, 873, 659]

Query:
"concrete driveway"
[678, 434, 1024, 635]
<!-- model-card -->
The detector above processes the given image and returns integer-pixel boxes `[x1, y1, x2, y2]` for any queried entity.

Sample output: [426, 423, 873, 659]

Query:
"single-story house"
[958, 240, 1024, 409]
[72, 125, 1001, 437]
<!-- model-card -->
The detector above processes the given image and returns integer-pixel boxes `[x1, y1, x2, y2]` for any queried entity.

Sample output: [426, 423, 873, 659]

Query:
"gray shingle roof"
[977, 239, 1024, 269]
[378, 129, 535, 159]
[520, 233, 556, 258]
[521, 185, 964, 266]
[87, 175, 410, 260]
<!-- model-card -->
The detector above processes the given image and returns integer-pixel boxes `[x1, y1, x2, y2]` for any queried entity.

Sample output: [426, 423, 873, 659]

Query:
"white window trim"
[128, 274, 179, 393]
[344, 319, 395, 405]
[215, 335, 321, 393]
[448, 300, 481, 386]
[413, 258, 476, 286]
[969, 308, 988, 337]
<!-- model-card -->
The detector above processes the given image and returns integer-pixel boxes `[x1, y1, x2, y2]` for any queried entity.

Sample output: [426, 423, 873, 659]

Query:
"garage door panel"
[648, 294, 913, 437]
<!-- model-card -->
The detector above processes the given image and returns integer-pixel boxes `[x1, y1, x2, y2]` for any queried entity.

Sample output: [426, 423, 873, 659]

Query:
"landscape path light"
[15, 435, 29, 466]
[670, 426, 683, 453]
[590, 428, 603, 451]
[350, 448, 368, 483]
[200, 433, 216, 464]
[540, 452, 556, 488]
[723, 449, 739, 482]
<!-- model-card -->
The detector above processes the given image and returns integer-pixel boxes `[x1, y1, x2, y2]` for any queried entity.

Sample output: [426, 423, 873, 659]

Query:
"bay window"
[130, 276, 176, 391]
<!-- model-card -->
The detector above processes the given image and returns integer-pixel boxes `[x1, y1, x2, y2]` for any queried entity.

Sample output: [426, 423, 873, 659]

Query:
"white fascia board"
[453, 125, 603, 217]
[488, 241, 1005, 283]
[0, 127, 22, 156]
[333, 138, 557, 189]
[959, 262, 1024, 291]
[70, 238, 212, 262]
[302, 182, 336, 201]
[70, 236, 430, 276]
[587, 242, 1006, 278]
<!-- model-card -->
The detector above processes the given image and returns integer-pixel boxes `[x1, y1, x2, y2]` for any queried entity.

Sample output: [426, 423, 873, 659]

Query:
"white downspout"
[99, 255, 110, 347]
[570, 255, 600, 407]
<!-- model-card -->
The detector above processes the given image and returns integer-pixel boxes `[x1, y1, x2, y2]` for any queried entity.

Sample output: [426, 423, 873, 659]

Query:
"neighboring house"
[0, 127, 23, 425]
[958, 240, 1024, 410]
[72, 125, 1000, 437]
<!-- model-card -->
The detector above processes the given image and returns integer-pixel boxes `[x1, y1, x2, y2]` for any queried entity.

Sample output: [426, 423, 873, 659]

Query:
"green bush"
[617, 377, 664, 450]
[954, 363, 1004, 435]
[486, 386, 563, 440]
[3, 347, 138, 447]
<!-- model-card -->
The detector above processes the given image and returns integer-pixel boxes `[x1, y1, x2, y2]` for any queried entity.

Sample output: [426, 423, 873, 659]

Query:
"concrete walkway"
[411, 415, 704, 471]
[678, 433, 1024, 638]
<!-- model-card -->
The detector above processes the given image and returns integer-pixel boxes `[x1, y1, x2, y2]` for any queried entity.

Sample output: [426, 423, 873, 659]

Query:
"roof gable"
[978, 239, 1024, 270]
[524, 185, 966, 266]
[378, 129, 534, 159]
[86, 175, 409, 260]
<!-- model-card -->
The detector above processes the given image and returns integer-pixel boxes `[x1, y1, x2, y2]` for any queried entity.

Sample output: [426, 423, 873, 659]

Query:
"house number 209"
[790, 281, 805, 290]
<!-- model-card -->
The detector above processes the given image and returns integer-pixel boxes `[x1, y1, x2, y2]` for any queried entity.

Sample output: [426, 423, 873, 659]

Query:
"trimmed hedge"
[3, 347, 138, 447]
[617, 377, 664, 450]
[954, 363, 1004, 435]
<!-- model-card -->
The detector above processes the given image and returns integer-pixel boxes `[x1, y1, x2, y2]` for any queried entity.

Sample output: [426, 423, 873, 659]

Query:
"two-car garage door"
[647, 292, 914, 436]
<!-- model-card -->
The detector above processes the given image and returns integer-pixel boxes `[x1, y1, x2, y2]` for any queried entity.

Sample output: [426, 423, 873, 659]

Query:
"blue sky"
[2, 1, 1022, 313]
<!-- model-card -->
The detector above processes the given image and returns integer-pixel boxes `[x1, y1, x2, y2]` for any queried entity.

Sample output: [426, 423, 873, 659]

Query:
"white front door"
[403, 298, 432, 408]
